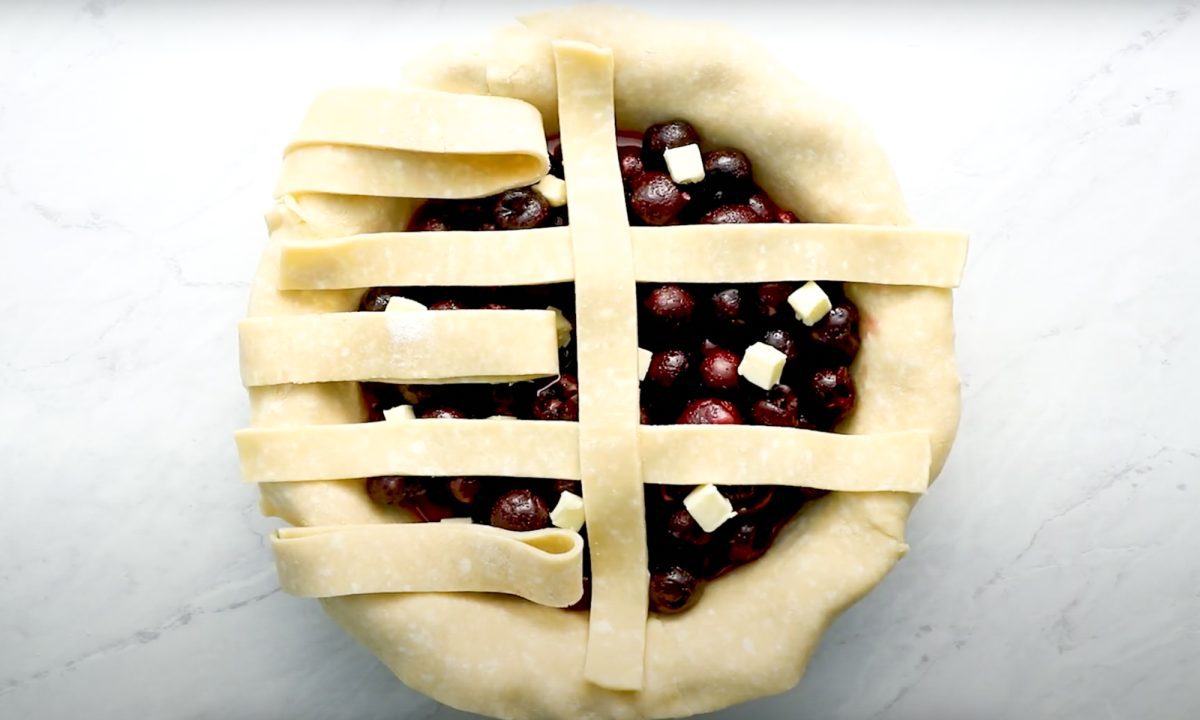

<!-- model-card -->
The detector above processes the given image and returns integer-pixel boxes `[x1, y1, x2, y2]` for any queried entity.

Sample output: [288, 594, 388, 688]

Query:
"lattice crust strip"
[553, 40, 649, 690]
[276, 223, 967, 290]
[277, 87, 550, 199]
[236, 421, 931, 494]
[238, 310, 560, 386]
[273, 524, 585, 608]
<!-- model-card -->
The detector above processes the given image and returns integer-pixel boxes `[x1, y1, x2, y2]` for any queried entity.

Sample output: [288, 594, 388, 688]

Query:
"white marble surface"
[2, 1, 1199, 718]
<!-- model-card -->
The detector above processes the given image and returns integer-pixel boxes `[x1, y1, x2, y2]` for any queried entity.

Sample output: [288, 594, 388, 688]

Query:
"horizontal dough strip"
[277, 87, 549, 199]
[237, 420, 930, 493]
[238, 310, 559, 387]
[273, 523, 584, 607]
[273, 223, 967, 290]
[277, 227, 574, 290]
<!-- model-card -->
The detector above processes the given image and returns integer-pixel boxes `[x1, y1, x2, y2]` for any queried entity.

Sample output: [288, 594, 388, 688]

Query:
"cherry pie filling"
[359, 121, 861, 614]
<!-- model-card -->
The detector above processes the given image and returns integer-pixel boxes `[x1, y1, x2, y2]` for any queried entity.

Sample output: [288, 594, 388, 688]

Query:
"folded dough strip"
[277, 87, 549, 199]
[274, 524, 585, 608]
[238, 310, 559, 387]
[273, 223, 967, 290]
[554, 41, 648, 691]
[237, 421, 931, 494]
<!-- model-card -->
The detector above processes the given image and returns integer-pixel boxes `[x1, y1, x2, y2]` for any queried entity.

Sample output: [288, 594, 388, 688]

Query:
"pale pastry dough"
[277, 87, 549, 200]
[275, 223, 964, 291]
[238, 421, 929, 494]
[240, 6, 967, 719]
[277, 228, 575, 290]
[553, 41, 649, 691]
[631, 224, 968, 286]
[238, 310, 559, 386]
[274, 523, 584, 607]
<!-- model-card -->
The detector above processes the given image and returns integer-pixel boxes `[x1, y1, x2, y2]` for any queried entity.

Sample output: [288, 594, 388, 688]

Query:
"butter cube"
[385, 296, 427, 313]
[663, 143, 705, 185]
[440, 517, 473, 524]
[550, 491, 586, 532]
[548, 306, 573, 347]
[737, 342, 787, 390]
[683, 484, 736, 532]
[788, 281, 832, 326]
[382, 404, 416, 421]
[637, 347, 653, 382]
[534, 174, 568, 207]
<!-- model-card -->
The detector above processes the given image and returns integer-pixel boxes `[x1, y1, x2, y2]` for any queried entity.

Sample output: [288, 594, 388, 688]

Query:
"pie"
[235, 6, 968, 718]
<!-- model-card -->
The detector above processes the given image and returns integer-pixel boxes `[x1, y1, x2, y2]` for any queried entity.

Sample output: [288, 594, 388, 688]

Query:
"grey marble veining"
[2, 1, 1198, 718]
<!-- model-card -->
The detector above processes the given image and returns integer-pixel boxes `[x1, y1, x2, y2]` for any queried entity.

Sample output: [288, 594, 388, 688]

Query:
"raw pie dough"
[238, 6, 965, 719]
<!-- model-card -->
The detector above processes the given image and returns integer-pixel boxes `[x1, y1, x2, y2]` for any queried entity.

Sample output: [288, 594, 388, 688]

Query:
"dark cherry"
[420, 406, 467, 420]
[678, 398, 742, 425]
[365, 476, 410, 507]
[656, 484, 693, 504]
[702, 149, 754, 188]
[698, 348, 741, 392]
[646, 349, 691, 390]
[640, 406, 651, 425]
[642, 120, 701, 163]
[777, 210, 800, 223]
[429, 299, 467, 311]
[490, 384, 530, 418]
[630, 172, 690, 226]
[549, 143, 564, 178]
[406, 201, 455, 232]
[358, 287, 405, 312]
[494, 188, 551, 230]
[448, 477, 484, 506]
[617, 146, 645, 185]
[811, 367, 856, 425]
[761, 327, 798, 362]
[709, 287, 748, 330]
[756, 282, 797, 319]
[553, 479, 583, 498]
[724, 485, 775, 515]
[746, 192, 778, 221]
[666, 507, 713, 546]
[700, 204, 762, 224]
[809, 301, 861, 363]
[490, 489, 551, 532]
[532, 374, 579, 421]
[648, 565, 702, 614]
[642, 284, 696, 331]
[726, 519, 771, 565]
[480, 302, 511, 310]
[749, 384, 815, 429]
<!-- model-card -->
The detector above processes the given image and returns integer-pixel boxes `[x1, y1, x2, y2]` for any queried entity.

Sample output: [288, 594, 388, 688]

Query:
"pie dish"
[235, 6, 968, 718]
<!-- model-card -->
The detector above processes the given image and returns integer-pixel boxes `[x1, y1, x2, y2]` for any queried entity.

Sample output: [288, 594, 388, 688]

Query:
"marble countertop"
[2, 1, 1198, 718]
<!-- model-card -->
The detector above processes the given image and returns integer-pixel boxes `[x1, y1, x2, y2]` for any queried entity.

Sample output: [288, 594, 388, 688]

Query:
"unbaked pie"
[236, 6, 968, 718]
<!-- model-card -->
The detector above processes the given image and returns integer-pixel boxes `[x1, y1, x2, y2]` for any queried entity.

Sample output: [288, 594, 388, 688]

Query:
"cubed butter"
[637, 347, 653, 382]
[788, 281, 832, 326]
[550, 491, 586, 532]
[385, 296, 427, 313]
[683, 484, 736, 532]
[534, 174, 568, 207]
[440, 517, 473, 524]
[737, 342, 787, 390]
[382, 404, 416, 421]
[548, 306, 573, 347]
[663, 143, 705, 185]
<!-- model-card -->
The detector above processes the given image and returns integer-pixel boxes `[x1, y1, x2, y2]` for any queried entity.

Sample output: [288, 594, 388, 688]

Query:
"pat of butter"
[440, 517, 473, 524]
[382, 404, 416, 421]
[534, 174, 568, 207]
[385, 296, 427, 313]
[547, 306, 573, 347]
[737, 342, 787, 390]
[788, 281, 832, 326]
[637, 347, 653, 382]
[550, 491, 586, 532]
[683, 484, 736, 532]
[663, 143, 705, 185]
